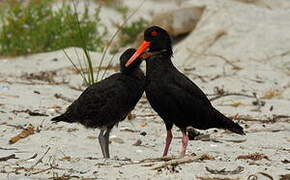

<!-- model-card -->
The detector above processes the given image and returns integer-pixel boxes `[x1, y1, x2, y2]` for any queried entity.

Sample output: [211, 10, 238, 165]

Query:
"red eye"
[151, 31, 158, 36]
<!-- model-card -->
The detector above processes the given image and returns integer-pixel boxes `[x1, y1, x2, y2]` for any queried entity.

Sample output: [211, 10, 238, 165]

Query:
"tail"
[51, 114, 71, 124]
[213, 109, 245, 135]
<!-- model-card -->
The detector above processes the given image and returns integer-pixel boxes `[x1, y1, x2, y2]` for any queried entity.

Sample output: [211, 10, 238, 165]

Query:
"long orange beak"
[125, 41, 151, 67]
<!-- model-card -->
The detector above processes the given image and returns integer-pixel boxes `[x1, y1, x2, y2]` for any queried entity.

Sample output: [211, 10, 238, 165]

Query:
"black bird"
[51, 48, 145, 158]
[126, 26, 245, 157]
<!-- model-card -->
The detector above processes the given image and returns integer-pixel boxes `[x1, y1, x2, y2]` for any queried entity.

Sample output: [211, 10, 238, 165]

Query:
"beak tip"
[125, 41, 150, 67]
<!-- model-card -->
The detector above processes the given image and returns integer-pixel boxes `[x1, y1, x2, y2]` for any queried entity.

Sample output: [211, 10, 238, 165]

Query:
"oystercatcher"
[126, 26, 245, 157]
[52, 48, 145, 158]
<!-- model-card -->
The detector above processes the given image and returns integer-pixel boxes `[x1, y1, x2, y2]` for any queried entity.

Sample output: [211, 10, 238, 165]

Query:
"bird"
[125, 26, 245, 157]
[51, 48, 146, 158]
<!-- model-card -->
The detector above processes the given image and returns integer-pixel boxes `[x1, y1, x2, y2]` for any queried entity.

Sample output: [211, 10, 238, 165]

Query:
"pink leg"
[162, 130, 173, 156]
[180, 132, 189, 157]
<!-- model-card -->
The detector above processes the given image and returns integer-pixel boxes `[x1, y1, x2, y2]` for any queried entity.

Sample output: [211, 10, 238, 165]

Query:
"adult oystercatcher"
[51, 48, 145, 158]
[126, 26, 245, 157]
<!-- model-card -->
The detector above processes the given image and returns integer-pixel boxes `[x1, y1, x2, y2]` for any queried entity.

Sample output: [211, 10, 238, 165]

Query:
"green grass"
[66, 1, 148, 85]
[109, 17, 149, 54]
[117, 18, 149, 47]
[0, 0, 147, 86]
[0, 0, 106, 56]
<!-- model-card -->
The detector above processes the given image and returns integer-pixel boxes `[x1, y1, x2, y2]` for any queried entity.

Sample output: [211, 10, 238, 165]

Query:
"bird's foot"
[180, 132, 189, 157]
[162, 130, 173, 157]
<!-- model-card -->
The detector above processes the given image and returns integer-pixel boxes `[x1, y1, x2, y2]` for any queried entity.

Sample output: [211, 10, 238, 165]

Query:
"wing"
[167, 70, 215, 129]
[64, 74, 133, 127]
[171, 68, 211, 106]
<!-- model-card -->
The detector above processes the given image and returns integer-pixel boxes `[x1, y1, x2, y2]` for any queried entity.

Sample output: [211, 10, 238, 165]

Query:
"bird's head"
[120, 48, 142, 73]
[125, 26, 172, 67]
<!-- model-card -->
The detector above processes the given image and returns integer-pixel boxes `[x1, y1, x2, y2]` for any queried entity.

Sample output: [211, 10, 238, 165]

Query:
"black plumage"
[51, 48, 145, 158]
[126, 26, 245, 157]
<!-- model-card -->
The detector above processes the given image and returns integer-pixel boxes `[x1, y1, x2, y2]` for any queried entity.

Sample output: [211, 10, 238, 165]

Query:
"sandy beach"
[0, 0, 290, 179]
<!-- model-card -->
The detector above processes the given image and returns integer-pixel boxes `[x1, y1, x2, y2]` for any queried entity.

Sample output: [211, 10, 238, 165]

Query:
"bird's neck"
[146, 54, 174, 79]
[125, 68, 144, 80]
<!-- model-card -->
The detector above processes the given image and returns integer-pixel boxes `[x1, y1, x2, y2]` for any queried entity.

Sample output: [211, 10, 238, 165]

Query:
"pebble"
[110, 135, 125, 144]
[133, 139, 142, 146]
[140, 131, 147, 136]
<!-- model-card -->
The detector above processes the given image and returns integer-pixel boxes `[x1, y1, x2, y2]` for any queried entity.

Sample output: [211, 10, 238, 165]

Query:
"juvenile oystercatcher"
[52, 48, 145, 158]
[126, 26, 245, 157]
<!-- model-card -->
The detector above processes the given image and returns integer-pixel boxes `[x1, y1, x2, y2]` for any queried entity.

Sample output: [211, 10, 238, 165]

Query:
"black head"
[120, 48, 142, 74]
[125, 26, 172, 67]
[144, 26, 172, 54]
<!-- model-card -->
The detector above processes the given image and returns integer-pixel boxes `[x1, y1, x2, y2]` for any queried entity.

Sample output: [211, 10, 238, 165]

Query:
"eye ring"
[151, 31, 158, 37]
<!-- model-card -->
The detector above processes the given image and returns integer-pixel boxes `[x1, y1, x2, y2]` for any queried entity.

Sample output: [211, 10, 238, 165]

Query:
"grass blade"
[97, 0, 146, 81]
[63, 49, 88, 85]
[72, 0, 94, 85]
[101, 53, 117, 80]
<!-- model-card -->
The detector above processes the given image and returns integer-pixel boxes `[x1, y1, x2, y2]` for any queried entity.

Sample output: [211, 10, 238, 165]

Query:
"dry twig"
[209, 92, 255, 101]
[205, 166, 244, 175]
[236, 152, 270, 161]
[151, 154, 204, 170]
[31, 165, 63, 175]
[258, 172, 274, 180]
[139, 156, 178, 164]
[0, 154, 18, 161]
[9, 124, 35, 144]
[11, 109, 48, 116]
[280, 174, 290, 180]
[30, 147, 51, 169]
[16, 153, 38, 164]
[197, 177, 240, 180]
[232, 115, 290, 124]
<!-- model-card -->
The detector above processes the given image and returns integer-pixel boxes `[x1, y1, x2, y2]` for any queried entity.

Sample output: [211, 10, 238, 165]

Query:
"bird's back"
[145, 59, 244, 134]
[52, 73, 145, 128]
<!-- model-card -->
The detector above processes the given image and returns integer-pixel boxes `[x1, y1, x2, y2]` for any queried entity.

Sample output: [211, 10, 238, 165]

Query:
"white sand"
[0, 0, 290, 179]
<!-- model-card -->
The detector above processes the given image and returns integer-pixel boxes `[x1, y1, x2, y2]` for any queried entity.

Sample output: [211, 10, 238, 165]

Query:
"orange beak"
[125, 41, 151, 67]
